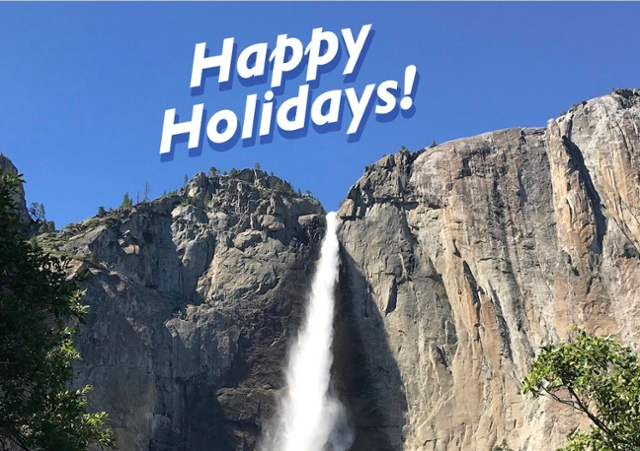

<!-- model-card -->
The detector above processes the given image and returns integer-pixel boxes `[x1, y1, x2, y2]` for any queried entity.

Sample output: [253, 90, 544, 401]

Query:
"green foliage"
[0, 171, 114, 450]
[29, 202, 55, 233]
[97, 206, 106, 217]
[229, 168, 238, 177]
[493, 440, 514, 451]
[37, 220, 55, 234]
[120, 193, 132, 209]
[272, 180, 295, 195]
[208, 166, 219, 177]
[253, 162, 261, 171]
[522, 328, 640, 450]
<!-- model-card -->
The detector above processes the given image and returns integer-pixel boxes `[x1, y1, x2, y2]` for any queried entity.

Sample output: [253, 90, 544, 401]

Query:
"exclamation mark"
[400, 65, 417, 110]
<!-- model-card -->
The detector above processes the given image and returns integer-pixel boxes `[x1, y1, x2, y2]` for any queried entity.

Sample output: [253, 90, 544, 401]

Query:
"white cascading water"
[262, 212, 354, 451]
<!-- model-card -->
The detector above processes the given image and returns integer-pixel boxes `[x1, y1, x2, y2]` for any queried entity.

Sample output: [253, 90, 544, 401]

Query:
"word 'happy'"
[159, 24, 418, 155]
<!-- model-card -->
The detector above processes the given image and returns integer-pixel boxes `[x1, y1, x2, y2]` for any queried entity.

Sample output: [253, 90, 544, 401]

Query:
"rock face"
[337, 88, 640, 450]
[42, 170, 325, 450]
[0, 153, 30, 225]
[11, 88, 640, 451]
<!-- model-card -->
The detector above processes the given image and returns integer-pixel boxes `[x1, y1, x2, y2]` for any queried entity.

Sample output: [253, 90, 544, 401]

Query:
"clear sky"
[1, 2, 639, 227]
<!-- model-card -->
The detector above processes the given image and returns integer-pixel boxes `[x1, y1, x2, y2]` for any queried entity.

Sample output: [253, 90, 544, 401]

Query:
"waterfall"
[262, 212, 353, 451]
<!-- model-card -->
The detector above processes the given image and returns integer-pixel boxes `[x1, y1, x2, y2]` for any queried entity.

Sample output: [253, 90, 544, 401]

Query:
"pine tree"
[29, 202, 46, 222]
[38, 220, 55, 234]
[0, 171, 115, 450]
[120, 193, 133, 209]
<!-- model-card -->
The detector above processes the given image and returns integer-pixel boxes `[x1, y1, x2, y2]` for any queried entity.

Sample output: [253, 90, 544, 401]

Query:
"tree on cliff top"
[0, 171, 114, 451]
[522, 328, 640, 451]
[120, 192, 133, 209]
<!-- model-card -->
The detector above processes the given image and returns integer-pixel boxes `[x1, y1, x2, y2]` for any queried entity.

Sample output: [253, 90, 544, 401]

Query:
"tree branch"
[566, 386, 634, 448]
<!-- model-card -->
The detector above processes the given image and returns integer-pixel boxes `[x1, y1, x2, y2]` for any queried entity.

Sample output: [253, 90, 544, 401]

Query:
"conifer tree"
[0, 171, 114, 451]
[120, 193, 132, 209]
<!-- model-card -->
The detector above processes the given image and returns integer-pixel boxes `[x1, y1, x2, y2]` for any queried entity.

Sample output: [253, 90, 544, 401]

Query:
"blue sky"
[1, 2, 639, 227]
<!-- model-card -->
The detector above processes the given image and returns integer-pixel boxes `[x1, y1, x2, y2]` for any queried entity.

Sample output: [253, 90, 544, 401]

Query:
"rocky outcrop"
[40, 170, 325, 450]
[0, 153, 30, 225]
[337, 88, 640, 450]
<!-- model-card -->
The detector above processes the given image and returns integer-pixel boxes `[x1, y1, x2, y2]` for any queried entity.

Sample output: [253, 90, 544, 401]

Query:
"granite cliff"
[7, 88, 640, 450]
[34, 170, 326, 450]
[336, 88, 640, 450]
[0, 154, 30, 225]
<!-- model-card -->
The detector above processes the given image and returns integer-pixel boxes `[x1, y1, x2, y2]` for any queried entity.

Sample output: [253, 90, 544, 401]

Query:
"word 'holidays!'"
[160, 24, 418, 153]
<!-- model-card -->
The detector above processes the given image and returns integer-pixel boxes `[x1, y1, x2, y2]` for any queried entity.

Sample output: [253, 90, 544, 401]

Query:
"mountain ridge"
[3, 87, 640, 450]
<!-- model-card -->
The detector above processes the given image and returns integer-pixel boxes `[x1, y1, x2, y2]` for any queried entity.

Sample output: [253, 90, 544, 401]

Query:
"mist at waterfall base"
[261, 212, 354, 451]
